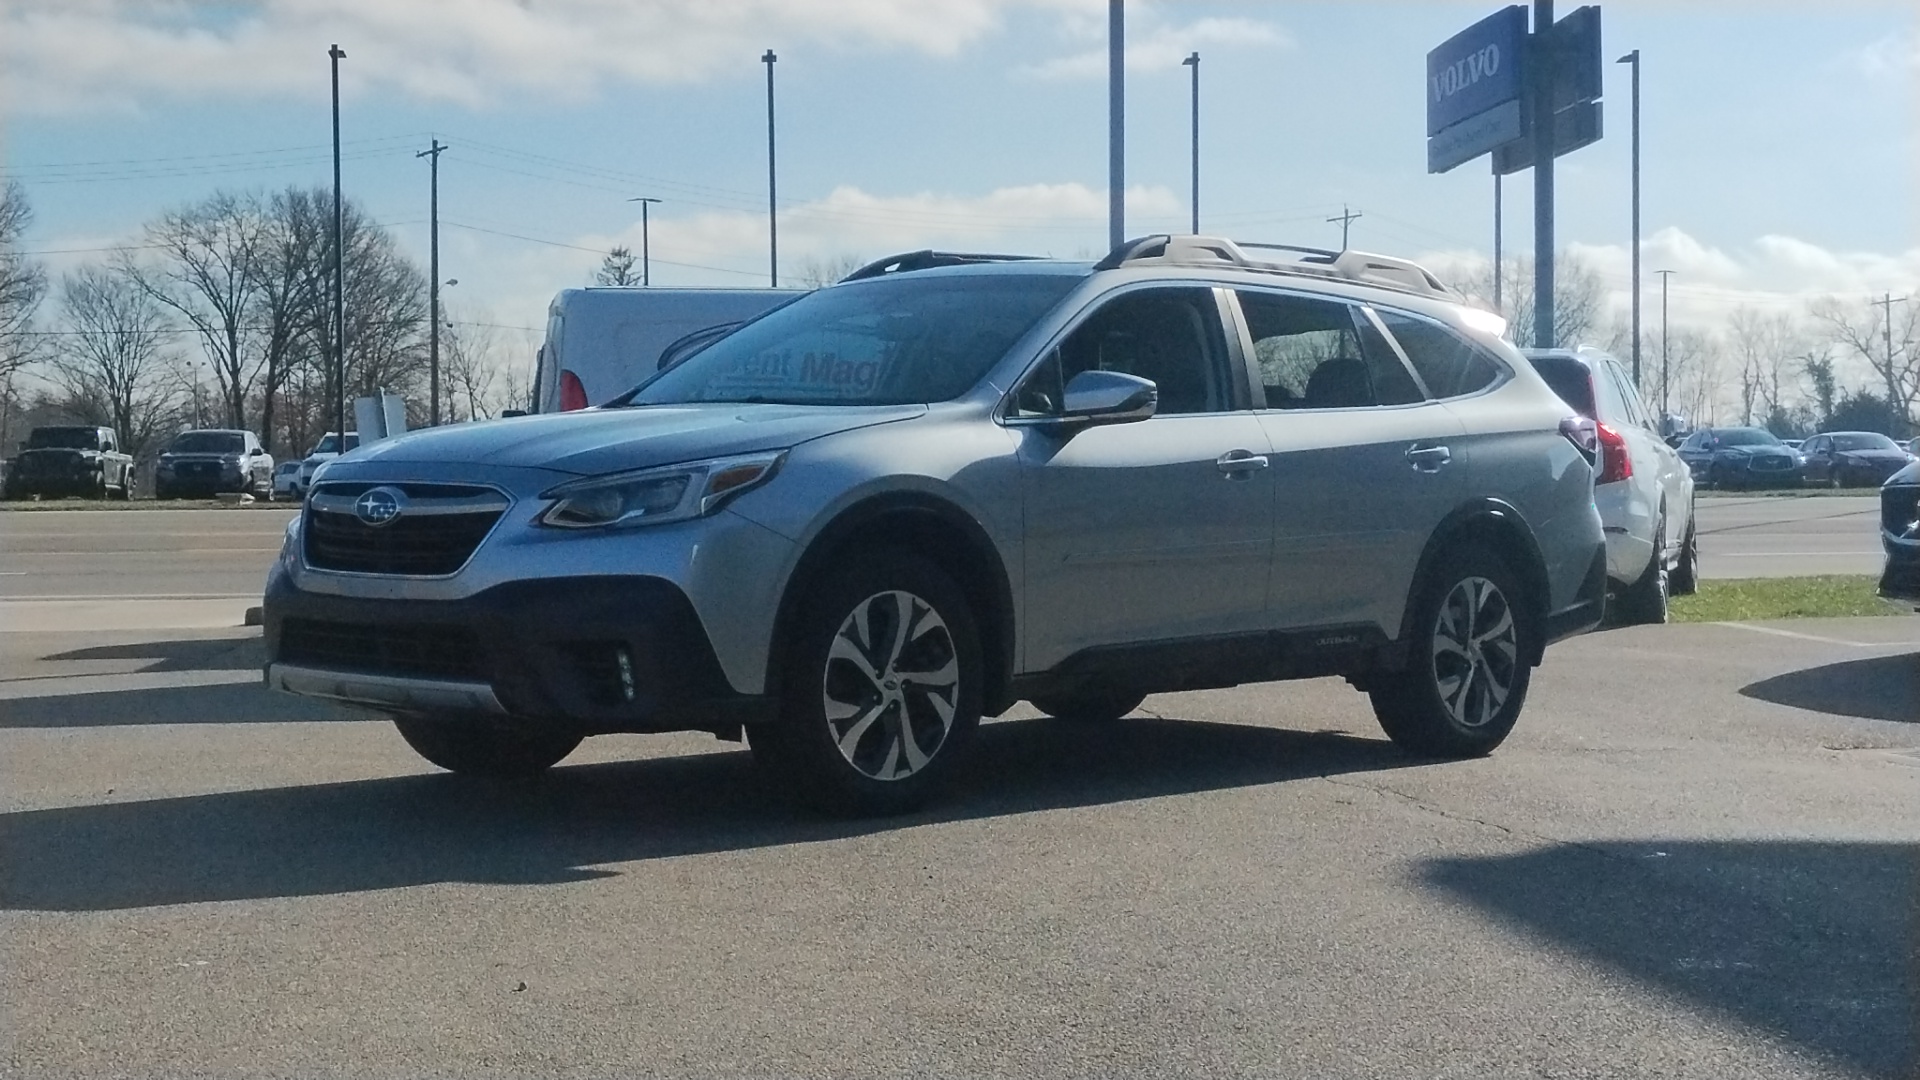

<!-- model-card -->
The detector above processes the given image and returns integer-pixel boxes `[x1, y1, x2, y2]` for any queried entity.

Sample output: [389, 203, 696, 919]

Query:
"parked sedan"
[1799, 431, 1913, 488]
[1676, 427, 1803, 489]
[271, 460, 304, 500]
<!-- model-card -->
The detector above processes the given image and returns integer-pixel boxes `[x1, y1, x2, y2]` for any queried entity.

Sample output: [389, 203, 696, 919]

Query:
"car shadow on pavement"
[1420, 840, 1916, 1078]
[1738, 652, 1920, 723]
[40, 636, 264, 673]
[0, 680, 351, 728]
[0, 714, 1412, 912]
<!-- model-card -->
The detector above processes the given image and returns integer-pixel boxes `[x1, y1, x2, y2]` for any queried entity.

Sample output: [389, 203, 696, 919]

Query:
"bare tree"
[1809, 295, 1920, 433]
[119, 192, 266, 430]
[1662, 328, 1724, 427]
[252, 188, 329, 455]
[595, 246, 642, 287]
[0, 180, 46, 384]
[1726, 307, 1808, 426]
[49, 265, 181, 457]
[1450, 250, 1603, 349]
[796, 254, 866, 288]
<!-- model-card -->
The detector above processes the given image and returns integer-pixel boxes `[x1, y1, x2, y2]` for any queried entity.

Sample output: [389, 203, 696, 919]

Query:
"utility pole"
[416, 138, 446, 426]
[1492, 171, 1503, 314]
[1617, 49, 1642, 387]
[1108, 0, 1125, 249]
[628, 197, 662, 286]
[1657, 269, 1676, 417]
[762, 49, 777, 288]
[1327, 204, 1362, 250]
[1182, 51, 1199, 234]
[1874, 292, 1907, 423]
[1531, 0, 1555, 349]
[329, 44, 347, 446]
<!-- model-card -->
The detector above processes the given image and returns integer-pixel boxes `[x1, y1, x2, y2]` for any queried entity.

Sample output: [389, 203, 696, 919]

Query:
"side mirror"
[500, 409, 528, 418]
[251, 448, 266, 456]
[1056, 370, 1157, 426]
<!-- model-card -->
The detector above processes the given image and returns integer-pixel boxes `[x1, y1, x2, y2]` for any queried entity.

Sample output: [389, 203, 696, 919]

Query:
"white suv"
[1528, 347, 1697, 623]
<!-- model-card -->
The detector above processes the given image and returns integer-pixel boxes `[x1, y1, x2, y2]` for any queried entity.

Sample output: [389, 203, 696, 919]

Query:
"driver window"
[1012, 287, 1230, 417]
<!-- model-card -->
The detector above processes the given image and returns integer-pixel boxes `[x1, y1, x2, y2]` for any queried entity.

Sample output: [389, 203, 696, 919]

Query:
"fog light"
[616, 647, 635, 702]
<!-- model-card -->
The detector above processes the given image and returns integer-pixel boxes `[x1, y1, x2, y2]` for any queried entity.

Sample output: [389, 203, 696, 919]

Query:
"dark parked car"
[2, 425, 134, 500]
[1878, 461, 1920, 605]
[1797, 431, 1913, 488]
[1676, 427, 1803, 490]
[154, 429, 275, 499]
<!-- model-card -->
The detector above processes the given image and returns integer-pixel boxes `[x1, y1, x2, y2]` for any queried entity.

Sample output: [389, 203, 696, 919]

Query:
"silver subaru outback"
[265, 236, 1606, 815]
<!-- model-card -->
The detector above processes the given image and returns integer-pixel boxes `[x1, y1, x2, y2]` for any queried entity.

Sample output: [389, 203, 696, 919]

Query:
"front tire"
[1370, 545, 1534, 758]
[391, 714, 581, 778]
[750, 550, 982, 816]
[1031, 688, 1146, 723]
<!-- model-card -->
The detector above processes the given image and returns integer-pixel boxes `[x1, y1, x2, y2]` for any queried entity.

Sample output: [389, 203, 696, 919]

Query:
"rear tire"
[1031, 688, 1146, 723]
[1669, 518, 1699, 596]
[392, 714, 581, 778]
[1614, 551, 1669, 625]
[750, 550, 981, 816]
[1370, 544, 1534, 758]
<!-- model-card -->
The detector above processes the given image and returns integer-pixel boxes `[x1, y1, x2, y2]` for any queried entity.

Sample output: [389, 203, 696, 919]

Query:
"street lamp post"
[627, 197, 662, 286]
[1108, 0, 1124, 249]
[1657, 269, 1676, 417]
[1616, 49, 1642, 389]
[328, 44, 347, 449]
[762, 49, 777, 288]
[1181, 51, 1199, 234]
[416, 138, 446, 426]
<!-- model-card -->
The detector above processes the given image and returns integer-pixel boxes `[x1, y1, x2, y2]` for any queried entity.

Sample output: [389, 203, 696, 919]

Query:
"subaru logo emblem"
[354, 486, 406, 527]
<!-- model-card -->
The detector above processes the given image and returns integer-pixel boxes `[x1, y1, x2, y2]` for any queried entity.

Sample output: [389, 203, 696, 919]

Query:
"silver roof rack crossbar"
[1097, 234, 1458, 301]
[840, 249, 1044, 282]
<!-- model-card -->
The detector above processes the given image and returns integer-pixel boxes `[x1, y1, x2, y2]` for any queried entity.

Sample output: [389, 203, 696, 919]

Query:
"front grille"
[1882, 486, 1920, 539]
[280, 618, 484, 680]
[1749, 454, 1795, 471]
[303, 482, 508, 576]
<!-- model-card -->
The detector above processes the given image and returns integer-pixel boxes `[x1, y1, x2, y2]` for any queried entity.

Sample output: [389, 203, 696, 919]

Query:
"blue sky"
[3, 0, 1915, 359]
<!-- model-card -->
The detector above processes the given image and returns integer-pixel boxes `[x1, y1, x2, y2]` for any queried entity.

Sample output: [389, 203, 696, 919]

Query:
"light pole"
[1657, 269, 1676, 416]
[1617, 49, 1642, 388]
[328, 44, 347, 448]
[1108, 0, 1124, 249]
[1181, 51, 1199, 234]
[627, 197, 662, 286]
[1531, 0, 1555, 349]
[762, 49, 777, 288]
[1492, 171, 1503, 314]
[416, 138, 446, 425]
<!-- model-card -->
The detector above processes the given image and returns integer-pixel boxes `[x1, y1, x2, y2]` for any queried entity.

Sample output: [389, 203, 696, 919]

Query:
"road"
[1, 505, 1917, 1077]
[1695, 495, 1882, 579]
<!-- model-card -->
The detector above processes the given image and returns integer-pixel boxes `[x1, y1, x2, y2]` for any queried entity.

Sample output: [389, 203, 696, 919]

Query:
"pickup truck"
[2, 425, 135, 500]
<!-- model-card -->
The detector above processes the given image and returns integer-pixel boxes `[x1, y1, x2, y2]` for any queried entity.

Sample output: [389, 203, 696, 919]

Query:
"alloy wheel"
[823, 589, 961, 781]
[1430, 576, 1520, 728]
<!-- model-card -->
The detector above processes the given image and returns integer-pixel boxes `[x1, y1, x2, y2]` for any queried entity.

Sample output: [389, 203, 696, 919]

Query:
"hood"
[1889, 460, 1920, 485]
[1717, 445, 1792, 458]
[350, 402, 928, 477]
[162, 451, 241, 461]
[1835, 448, 1912, 463]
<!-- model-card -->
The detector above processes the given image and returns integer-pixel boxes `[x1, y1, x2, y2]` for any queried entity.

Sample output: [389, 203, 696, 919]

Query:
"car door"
[1013, 285, 1274, 671]
[1235, 292, 1466, 633]
[1801, 435, 1832, 484]
[1599, 357, 1690, 557]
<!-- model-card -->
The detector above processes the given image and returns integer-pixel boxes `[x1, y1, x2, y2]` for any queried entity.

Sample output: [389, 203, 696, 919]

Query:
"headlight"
[538, 451, 784, 530]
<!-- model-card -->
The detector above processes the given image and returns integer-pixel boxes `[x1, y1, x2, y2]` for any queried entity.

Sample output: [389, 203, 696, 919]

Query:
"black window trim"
[1224, 286, 1436, 414]
[1370, 303, 1515, 403]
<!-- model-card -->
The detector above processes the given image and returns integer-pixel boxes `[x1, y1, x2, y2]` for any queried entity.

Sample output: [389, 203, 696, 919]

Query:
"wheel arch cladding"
[1405, 500, 1552, 666]
[771, 492, 1017, 715]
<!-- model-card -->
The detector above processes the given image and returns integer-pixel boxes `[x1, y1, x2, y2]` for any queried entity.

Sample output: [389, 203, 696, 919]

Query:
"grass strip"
[1668, 575, 1903, 623]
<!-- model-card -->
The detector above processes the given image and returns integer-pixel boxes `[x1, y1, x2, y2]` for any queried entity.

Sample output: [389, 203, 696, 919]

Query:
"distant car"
[155, 429, 275, 499]
[1798, 431, 1913, 489]
[2, 425, 135, 500]
[1781, 438, 1804, 451]
[1676, 427, 1803, 490]
[271, 460, 303, 500]
[1528, 347, 1698, 623]
[1880, 461, 1920, 605]
[295, 431, 360, 495]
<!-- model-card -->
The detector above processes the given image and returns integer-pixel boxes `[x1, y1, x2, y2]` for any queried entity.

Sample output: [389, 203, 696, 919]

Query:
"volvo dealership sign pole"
[1428, 4, 1603, 349]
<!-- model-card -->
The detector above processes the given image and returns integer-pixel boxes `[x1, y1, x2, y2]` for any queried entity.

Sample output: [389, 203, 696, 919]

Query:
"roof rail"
[1095, 234, 1459, 301]
[839, 249, 1043, 282]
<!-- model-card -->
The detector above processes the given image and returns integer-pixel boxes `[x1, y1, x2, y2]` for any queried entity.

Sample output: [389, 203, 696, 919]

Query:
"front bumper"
[158, 469, 249, 493]
[1878, 485, 1920, 606]
[264, 566, 776, 735]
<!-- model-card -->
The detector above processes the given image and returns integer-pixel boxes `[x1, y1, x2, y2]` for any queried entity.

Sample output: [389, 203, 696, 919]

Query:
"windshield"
[621, 273, 1082, 407]
[170, 432, 245, 454]
[1715, 428, 1782, 448]
[310, 433, 359, 455]
[1831, 433, 1899, 452]
[26, 427, 99, 450]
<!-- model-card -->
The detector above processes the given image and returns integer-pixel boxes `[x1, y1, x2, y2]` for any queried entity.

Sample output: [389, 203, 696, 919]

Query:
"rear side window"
[1236, 291, 1422, 409]
[1531, 356, 1594, 419]
[1378, 311, 1503, 399]
[1601, 361, 1652, 430]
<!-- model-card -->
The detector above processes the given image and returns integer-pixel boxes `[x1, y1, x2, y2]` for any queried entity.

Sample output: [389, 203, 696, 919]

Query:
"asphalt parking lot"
[1, 500, 1915, 1078]
[1696, 495, 1883, 579]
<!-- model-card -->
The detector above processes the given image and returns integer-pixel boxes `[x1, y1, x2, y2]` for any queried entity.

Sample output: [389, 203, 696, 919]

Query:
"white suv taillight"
[1595, 423, 1633, 485]
[1559, 416, 1599, 464]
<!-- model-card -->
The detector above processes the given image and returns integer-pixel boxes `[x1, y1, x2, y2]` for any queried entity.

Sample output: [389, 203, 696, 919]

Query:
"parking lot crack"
[1317, 774, 1541, 845]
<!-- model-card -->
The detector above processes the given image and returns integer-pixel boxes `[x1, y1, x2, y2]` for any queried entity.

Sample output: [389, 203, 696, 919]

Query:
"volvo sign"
[1426, 5, 1528, 173]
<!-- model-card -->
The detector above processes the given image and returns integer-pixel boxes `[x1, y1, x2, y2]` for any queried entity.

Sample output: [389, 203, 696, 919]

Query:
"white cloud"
[1855, 29, 1919, 81]
[1020, 15, 1290, 81]
[1, 0, 1032, 113]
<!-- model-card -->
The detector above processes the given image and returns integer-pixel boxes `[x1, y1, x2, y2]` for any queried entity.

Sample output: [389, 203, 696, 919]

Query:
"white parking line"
[1713, 622, 1883, 648]
[1717, 551, 1883, 558]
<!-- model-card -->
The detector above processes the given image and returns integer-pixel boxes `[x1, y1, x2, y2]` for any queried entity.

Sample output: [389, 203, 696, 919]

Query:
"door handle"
[1406, 444, 1452, 473]
[1216, 449, 1271, 477]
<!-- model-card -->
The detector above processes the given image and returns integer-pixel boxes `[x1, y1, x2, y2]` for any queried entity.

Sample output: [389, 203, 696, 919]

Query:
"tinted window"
[625, 274, 1081, 407]
[1603, 361, 1653, 429]
[1714, 428, 1781, 448]
[1236, 292, 1421, 409]
[1831, 433, 1899, 452]
[170, 432, 245, 454]
[25, 428, 100, 450]
[1013, 287, 1232, 416]
[1378, 311, 1502, 398]
[1587, 361, 1628, 424]
[1531, 356, 1594, 419]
